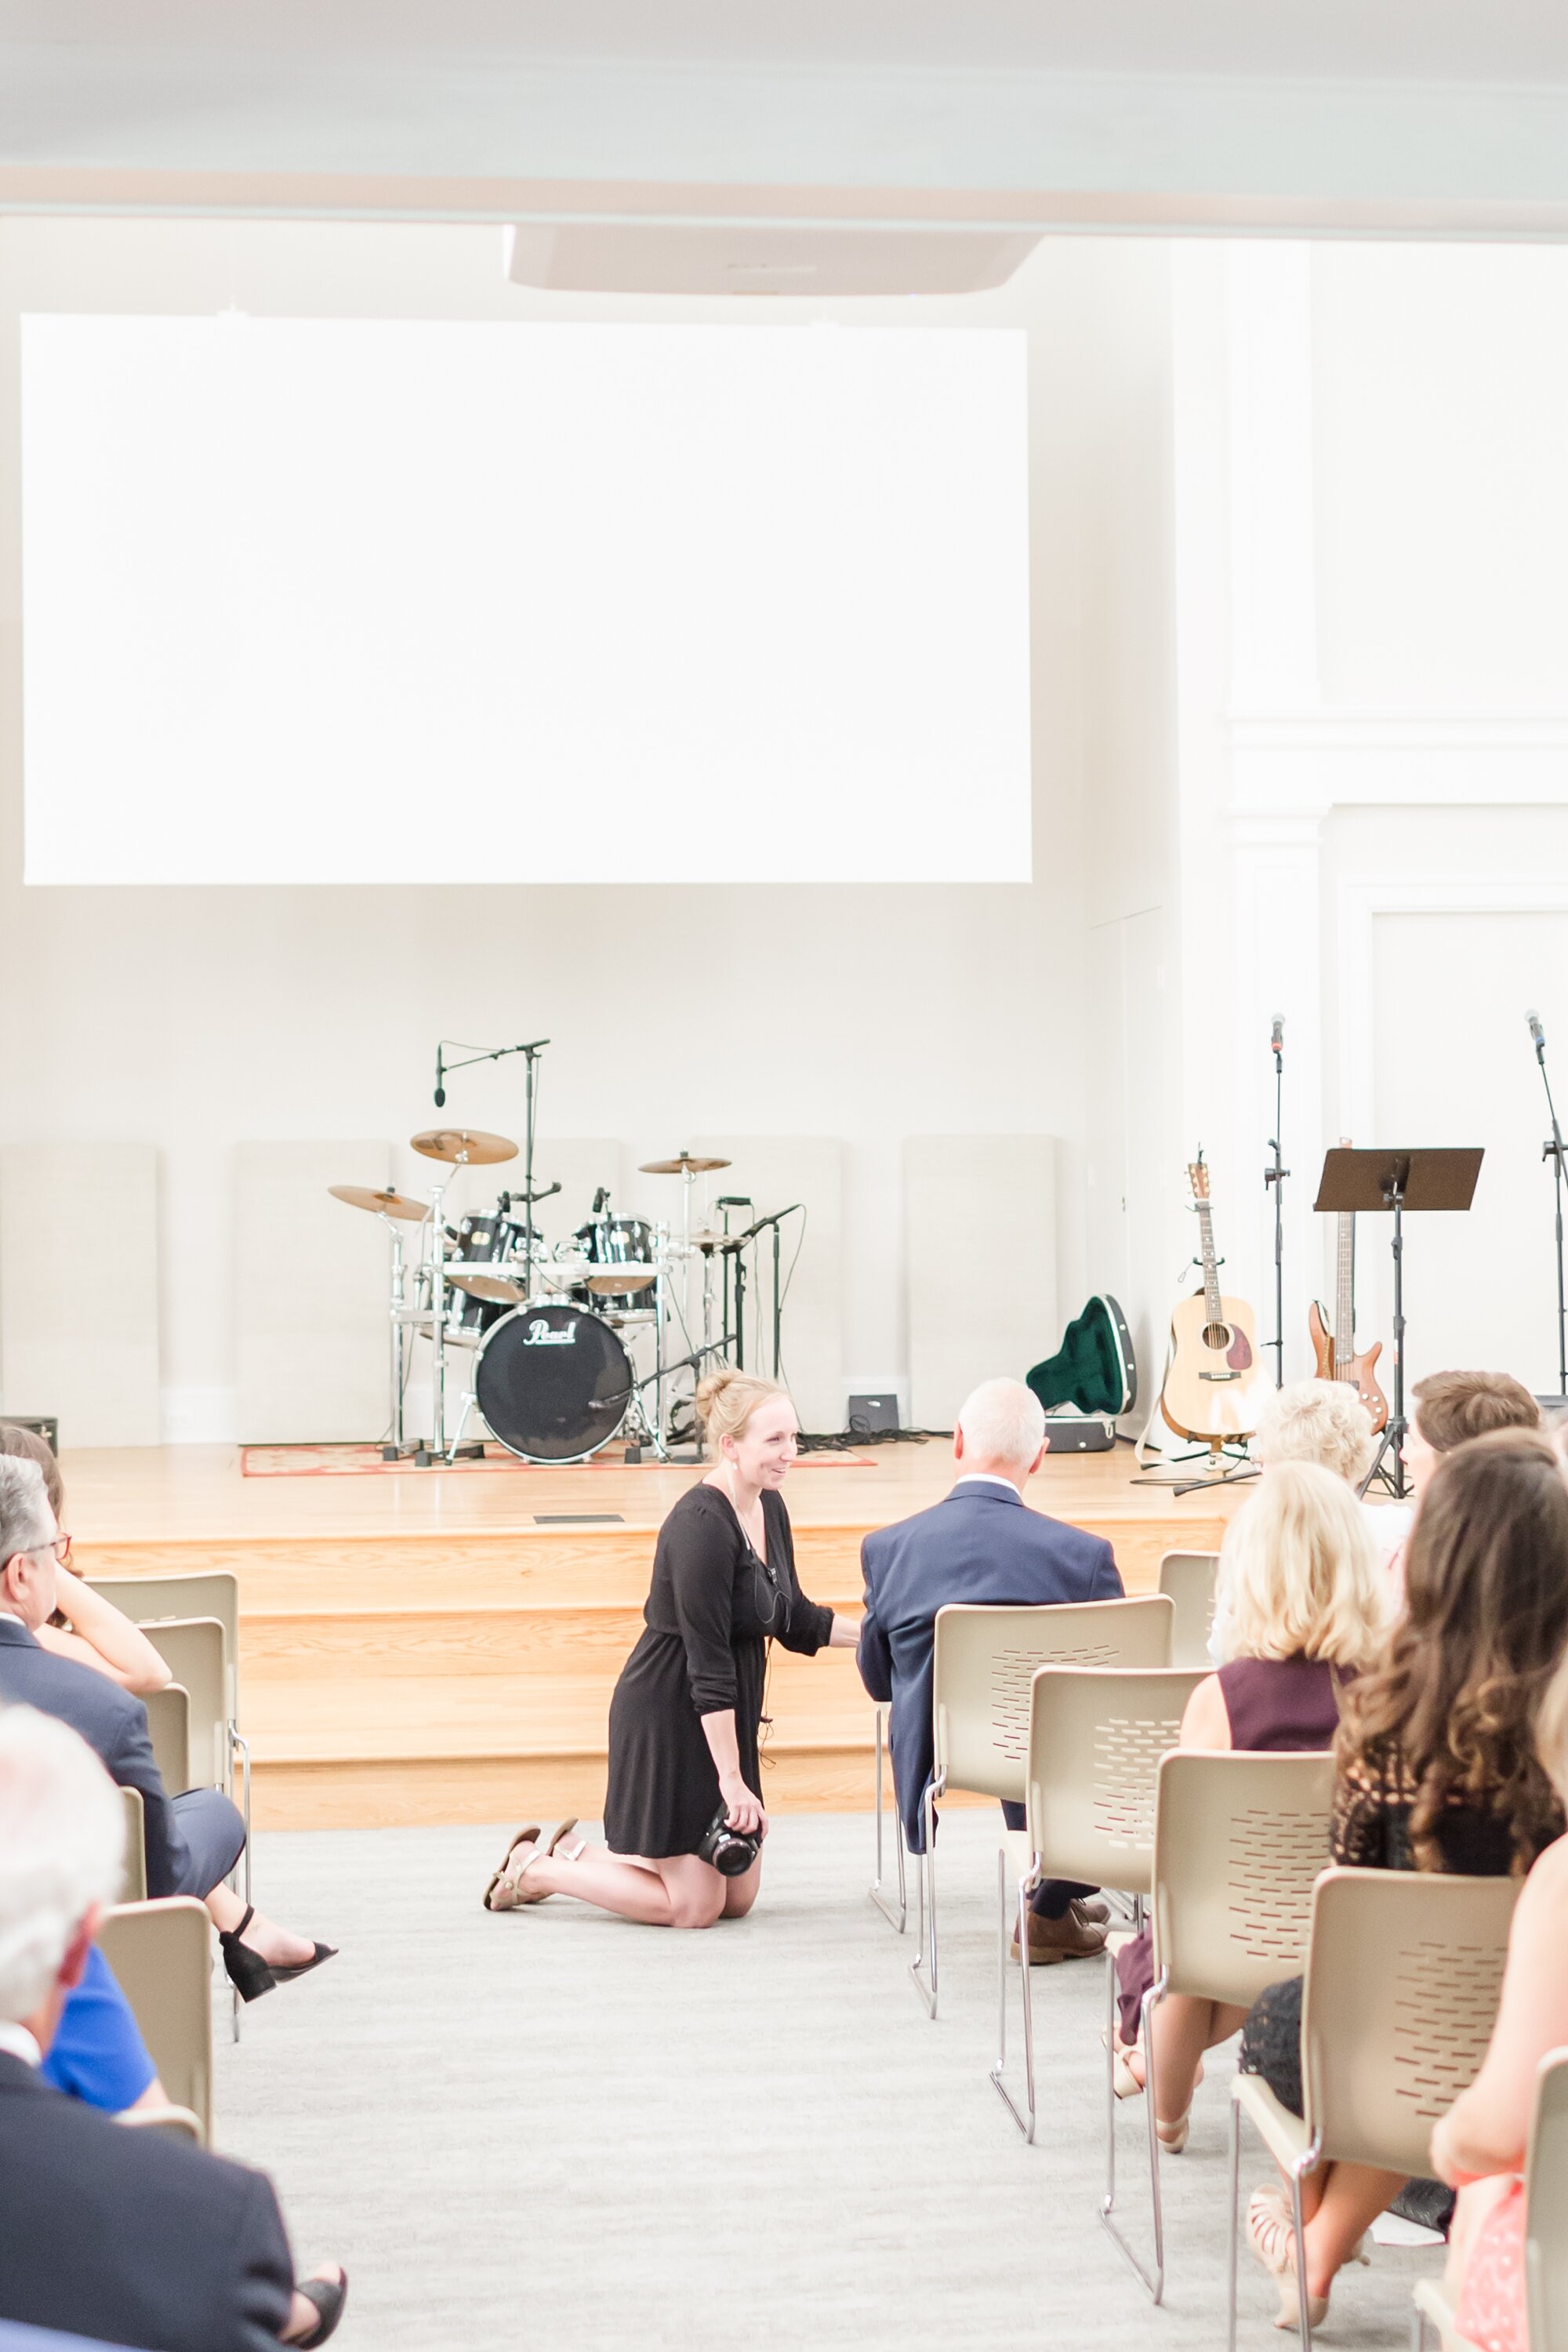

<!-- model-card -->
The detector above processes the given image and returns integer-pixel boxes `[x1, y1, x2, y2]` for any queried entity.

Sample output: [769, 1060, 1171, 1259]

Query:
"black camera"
[697, 1803, 761, 1878]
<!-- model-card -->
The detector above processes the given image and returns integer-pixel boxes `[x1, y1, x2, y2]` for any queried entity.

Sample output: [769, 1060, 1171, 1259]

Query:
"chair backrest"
[1152, 1750, 1336, 2007]
[1527, 2045, 1568, 2352]
[96, 1897, 213, 2143]
[86, 1573, 239, 1720]
[1156, 1551, 1221, 1671]
[1301, 1866, 1519, 2176]
[118, 1786, 147, 1905]
[1025, 1664, 1208, 1895]
[137, 1621, 226, 1791]
[142, 1682, 191, 1797]
[933, 1596, 1174, 1802]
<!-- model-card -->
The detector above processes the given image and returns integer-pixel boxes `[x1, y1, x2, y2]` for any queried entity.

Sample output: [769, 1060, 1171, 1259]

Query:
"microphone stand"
[434, 1036, 550, 1281]
[1534, 1028, 1568, 1399]
[1263, 1032, 1288, 1387]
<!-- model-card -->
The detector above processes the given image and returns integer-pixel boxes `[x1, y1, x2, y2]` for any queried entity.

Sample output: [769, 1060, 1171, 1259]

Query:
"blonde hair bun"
[694, 1367, 791, 1457]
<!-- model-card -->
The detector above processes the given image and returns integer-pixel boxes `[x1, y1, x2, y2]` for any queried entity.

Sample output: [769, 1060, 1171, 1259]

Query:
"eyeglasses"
[4, 1534, 71, 1570]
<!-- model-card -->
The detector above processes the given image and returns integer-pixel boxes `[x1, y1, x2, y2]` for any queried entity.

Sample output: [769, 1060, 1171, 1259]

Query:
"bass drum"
[474, 1301, 633, 1464]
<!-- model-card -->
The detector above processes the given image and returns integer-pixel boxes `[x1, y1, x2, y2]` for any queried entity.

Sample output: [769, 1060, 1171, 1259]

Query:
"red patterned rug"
[240, 1443, 874, 1477]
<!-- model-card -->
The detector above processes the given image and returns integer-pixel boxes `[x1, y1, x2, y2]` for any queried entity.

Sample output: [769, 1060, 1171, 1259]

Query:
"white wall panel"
[235, 1141, 392, 1442]
[0, 1143, 159, 1446]
[688, 1137, 843, 1434]
[906, 1137, 1057, 1430]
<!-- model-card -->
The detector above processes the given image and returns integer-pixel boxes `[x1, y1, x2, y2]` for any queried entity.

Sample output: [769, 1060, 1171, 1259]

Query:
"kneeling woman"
[485, 1370, 858, 1929]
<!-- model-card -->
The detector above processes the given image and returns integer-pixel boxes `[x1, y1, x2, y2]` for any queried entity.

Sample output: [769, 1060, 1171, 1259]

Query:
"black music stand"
[1313, 1146, 1483, 1500]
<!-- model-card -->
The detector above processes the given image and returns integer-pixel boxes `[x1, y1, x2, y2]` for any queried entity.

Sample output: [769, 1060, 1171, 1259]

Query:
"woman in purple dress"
[1111, 1461, 1389, 2147]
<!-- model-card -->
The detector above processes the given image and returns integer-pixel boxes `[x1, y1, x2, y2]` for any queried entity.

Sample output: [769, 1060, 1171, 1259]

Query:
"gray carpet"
[215, 1812, 1439, 2350]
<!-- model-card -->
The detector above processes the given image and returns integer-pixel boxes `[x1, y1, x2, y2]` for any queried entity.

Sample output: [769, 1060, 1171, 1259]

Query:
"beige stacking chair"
[1156, 1551, 1221, 1671]
[89, 1573, 248, 1850]
[1412, 2044, 1568, 2352]
[911, 1595, 1174, 2018]
[98, 1896, 214, 2144]
[1102, 1748, 1335, 2303]
[143, 1682, 191, 1796]
[119, 1786, 147, 1904]
[136, 1617, 245, 2043]
[1229, 1867, 1518, 2351]
[993, 1663, 1206, 2140]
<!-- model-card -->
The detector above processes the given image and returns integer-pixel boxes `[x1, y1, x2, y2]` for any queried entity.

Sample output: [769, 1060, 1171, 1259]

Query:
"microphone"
[1270, 1015, 1284, 1057]
[1529, 1009, 1546, 1058]
[434, 1047, 445, 1110]
[591, 1187, 608, 1215]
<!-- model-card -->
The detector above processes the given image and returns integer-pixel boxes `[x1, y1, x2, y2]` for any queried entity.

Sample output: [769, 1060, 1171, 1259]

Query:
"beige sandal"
[1246, 2186, 1369, 2332]
[485, 1820, 586, 1913]
[482, 1825, 542, 1912]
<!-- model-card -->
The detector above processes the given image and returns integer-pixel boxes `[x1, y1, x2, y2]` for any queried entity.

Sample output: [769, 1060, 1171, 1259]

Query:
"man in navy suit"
[858, 1378, 1123, 1962]
[0, 1458, 325, 1987]
[0, 1705, 347, 2350]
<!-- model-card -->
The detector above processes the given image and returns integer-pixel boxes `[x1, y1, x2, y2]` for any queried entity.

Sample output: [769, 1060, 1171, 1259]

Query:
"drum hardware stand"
[1310, 1146, 1485, 1503]
[1529, 1013, 1568, 1399]
[1263, 1016, 1288, 1388]
[380, 1214, 418, 1461]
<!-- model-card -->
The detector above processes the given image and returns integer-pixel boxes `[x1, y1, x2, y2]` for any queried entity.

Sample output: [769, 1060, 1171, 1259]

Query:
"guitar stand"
[1132, 1439, 1260, 1494]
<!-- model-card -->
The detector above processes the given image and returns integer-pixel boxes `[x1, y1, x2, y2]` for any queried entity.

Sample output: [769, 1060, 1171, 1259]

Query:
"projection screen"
[20, 316, 1032, 885]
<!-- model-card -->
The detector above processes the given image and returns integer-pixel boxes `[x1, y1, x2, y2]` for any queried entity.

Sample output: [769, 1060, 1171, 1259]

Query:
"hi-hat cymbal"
[410, 1127, 518, 1167]
[328, 1185, 428, 1223]
[638, 1152, 731, 1176]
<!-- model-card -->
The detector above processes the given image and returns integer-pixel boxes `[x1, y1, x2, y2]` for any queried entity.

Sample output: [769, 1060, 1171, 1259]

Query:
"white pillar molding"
[1224, 241, 1320, 719]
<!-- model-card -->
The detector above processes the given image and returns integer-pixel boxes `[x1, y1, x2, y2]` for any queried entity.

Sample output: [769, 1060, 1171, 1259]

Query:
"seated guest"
[1401, 1370, 1541, 1496]
[0, 1704, 347, 2351]
[1249, 1381, 1403, 1577]
[0, 1426, 172, 1696]
[0, 1459, 332, 2003]
[1240, 1430, 1568, 2332]
[1112, 1462, 1387, 2148]
[857, 1377, 1122, 1964]
[1431, 1646, 1568, 2352]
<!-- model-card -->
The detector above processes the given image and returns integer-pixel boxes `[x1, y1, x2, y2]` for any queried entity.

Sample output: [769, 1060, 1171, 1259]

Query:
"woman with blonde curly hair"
[1112, 1462, 1387, 2144]
[1240, 1431, 1568, 2332]
[483, 1370, 858, 1929]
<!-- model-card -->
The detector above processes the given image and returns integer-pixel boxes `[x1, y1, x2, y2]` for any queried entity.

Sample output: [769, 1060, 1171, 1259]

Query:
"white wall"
[0, 217, 1181, 1439]
[1153, 241, 1568, 1416]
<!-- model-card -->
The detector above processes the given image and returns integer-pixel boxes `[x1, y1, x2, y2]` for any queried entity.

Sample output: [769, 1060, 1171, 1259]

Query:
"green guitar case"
[1027, 1294, 1137, 1419]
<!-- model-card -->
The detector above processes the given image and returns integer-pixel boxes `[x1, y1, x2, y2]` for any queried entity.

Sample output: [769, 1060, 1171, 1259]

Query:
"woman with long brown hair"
[1240, 1429, 1568, 2332]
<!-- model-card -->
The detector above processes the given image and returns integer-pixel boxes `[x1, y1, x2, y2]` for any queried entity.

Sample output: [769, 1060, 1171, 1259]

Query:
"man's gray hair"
[0, 1457, 51, 1566]
[956, 1378, 1047, 1474]
[0, 1706, 124, 2024]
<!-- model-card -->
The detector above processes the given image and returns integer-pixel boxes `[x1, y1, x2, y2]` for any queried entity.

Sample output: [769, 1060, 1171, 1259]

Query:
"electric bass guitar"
[1308, 1136, 1388, 1431]
[1160, 1155, 1267, 1442]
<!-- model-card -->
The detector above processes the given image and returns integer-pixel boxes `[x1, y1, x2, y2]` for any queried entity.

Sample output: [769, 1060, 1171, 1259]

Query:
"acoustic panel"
[235, 1142, 392, 1443]
[0, 1143, 160, 1446]
[906, 1136, 1058, 1431]
[688, 1137, 844, 1435]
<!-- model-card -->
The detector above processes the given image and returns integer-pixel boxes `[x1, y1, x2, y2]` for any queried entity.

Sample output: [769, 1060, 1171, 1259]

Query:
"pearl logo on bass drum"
[524, 1317, 578, 1346]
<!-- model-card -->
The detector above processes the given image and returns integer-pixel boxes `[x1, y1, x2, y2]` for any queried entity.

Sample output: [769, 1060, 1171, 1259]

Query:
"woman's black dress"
[602, 1483, 833, 1860]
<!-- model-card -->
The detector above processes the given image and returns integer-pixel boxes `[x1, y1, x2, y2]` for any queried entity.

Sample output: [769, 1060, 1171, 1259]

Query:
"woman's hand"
[719, 1773, 768, 1839]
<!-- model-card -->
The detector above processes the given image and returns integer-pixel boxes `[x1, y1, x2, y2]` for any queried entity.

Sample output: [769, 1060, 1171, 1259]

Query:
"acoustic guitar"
[1159, 1155, 1266, 1442]
[1308, 1136, 1388, 1432]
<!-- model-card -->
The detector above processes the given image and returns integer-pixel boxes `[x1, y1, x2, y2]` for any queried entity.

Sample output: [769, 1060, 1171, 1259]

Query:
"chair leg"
[1410, 2310, 1428, 2350]
[1100, 1965, 1167, 2303]
[869, 1707, 907, 1933]
[989, 1858, 1039, 2142]
[230, 1725, 251, 2045]
[1227, 2095, 1242, 2352]
[909, 1780, 942, 2018]
[1290, 2159, 1315, 2350]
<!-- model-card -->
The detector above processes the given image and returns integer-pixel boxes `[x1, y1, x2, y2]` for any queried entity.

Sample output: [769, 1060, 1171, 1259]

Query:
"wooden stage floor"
[65, 1440, 1258, 1831]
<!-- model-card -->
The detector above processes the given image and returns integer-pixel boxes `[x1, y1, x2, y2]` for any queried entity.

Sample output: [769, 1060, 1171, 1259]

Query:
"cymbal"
[638, 1152, 731, 1176]
[410, 1127, 518, 1167]
[584, 1267, 658, 1294]
[328, 1185, 428, 1223]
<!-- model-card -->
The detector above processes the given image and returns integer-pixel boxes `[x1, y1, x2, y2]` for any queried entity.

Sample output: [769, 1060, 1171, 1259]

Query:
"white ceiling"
[3, 2, 1568, 238]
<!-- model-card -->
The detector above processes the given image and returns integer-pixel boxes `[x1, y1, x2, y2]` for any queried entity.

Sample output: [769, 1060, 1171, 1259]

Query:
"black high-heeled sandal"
[270, 1943, 338, 1986]
[293, 2269, 348, 2348]
[219, 1907, 276, 2005]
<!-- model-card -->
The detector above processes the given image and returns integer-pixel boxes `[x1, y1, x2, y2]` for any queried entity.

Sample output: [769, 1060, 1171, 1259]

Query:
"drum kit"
[330, 1131, 740, 1465]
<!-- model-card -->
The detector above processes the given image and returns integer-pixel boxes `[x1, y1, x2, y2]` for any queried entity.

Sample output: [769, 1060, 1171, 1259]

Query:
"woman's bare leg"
[1148, 1994, 1247, 2125]
[1298, 2161, 1406, 2297]
[514, 1842, 728, 1929]
[721, 1857, 762, 1918]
